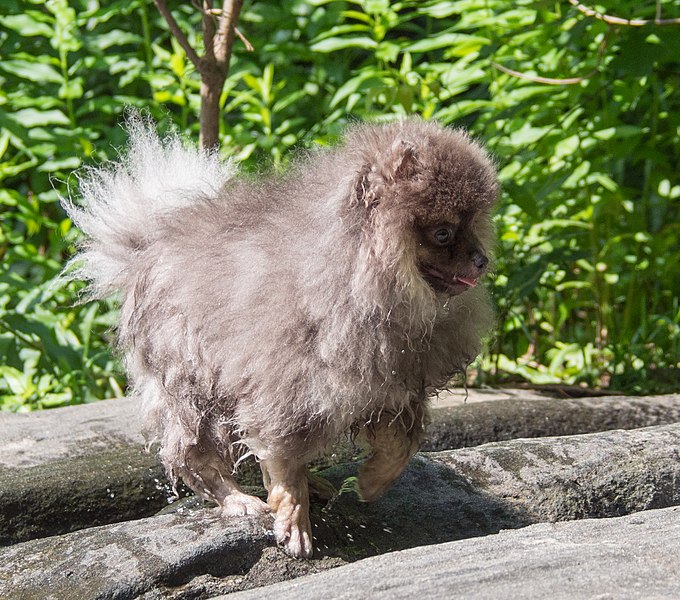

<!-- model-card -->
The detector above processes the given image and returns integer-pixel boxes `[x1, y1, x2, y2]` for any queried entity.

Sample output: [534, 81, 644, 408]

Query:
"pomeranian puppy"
[63, 115, 498, 558]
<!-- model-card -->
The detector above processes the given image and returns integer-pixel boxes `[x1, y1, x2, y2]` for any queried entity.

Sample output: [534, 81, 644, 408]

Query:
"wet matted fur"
[63, 116, 498, 557]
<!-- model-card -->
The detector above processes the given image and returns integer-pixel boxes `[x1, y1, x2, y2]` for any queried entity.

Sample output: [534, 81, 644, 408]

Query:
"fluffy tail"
[61, 113, 236, 299]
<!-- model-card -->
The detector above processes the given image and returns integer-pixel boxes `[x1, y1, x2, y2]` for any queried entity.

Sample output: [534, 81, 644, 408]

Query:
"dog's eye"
[433, 227, 453, 246]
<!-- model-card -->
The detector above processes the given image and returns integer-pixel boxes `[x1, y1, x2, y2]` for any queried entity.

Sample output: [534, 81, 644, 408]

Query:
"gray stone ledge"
[314, 423, 680, 557]
[423, 392, 680, 450]
[0, 447, 170, 545]
[223, 506, 680, 600]
[2, 423, 679, 599]
[0, 512, 274, 600]
[3, 392, 678, 470]
[0, 397, 144, 469]
[2, 392, 678, 470]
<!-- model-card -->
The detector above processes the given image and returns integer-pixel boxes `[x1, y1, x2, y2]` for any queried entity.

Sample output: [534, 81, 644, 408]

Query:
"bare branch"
[202, 0, 217, 63]
[492, 28, 610, 86]
[198, 0, 244, 149]
[568, 0, 680, 26]
[235, 28, 254, 52]
[199, 3, 253, 52]
[214, 0, 243, 65]
[153, 0, 202, 69]
[491, 62, 596, 85]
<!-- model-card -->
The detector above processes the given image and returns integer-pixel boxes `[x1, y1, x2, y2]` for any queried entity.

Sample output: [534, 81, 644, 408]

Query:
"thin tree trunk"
[199, 76, 224, 150]
[154, 0, 245, 150]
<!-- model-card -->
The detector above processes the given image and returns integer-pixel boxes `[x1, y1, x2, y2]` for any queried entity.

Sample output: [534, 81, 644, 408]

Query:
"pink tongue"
[456, 277, 478, 287]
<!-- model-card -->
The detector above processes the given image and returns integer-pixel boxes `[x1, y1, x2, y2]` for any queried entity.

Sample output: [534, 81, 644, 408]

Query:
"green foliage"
[1, 0, 678, 410]
[474, 1, 680, 392]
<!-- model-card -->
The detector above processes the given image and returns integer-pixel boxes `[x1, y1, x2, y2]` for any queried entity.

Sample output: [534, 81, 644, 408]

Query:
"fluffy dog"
[63, 116, 498, 558]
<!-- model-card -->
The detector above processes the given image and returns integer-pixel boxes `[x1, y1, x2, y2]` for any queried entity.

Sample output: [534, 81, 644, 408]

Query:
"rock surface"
[0, 397, 144, 468]
[311, 423, 680, 558]
[0, 512, 274, 600]
[2, 392, 679, 545]
[2, 422, 680, 598]
[423, 392, 680, 450]
[0, 445, 169, 545]
[1, 392, 679, 598]
[0, 398, 172, 545]
[223, 506, 680, 600]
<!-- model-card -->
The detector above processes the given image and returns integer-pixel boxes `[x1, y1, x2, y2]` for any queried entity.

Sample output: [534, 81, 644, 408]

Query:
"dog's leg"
[261, 458, 313, 558]
[264, 465, 336, 500]
[357, 401, 426, 502]
[306, 469, 337, 500]
[181, 437, 269, 516]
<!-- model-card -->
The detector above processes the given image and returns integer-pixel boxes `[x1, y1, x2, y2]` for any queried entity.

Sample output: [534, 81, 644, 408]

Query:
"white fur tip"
[61, 113, 237, 298]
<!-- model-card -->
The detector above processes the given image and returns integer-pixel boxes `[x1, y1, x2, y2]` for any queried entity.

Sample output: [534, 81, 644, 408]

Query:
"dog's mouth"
[420, 265, 480, 295]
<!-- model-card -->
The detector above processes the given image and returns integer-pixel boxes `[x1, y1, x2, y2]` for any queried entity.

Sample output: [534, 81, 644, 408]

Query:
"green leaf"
[406, 33, 488, 53]
[363, 0, 390, 14]
[434, 99, 493, 122]
[59, 77, 84, 100]
[38, 156, 82, 172]
[310, 36, 377, 52]
[416, 3, 462, 19]
[375, 41, 400, 63]
[0, 60, 63, 84]
[0, 366, 34, 397]
[505, 125, 552, 147]
[0, 13, 54, 37]
[91, 29, 142, 50]
[9, 108, 71, 128]
[593, 126, 644, 140]
[330, 70, 385, 107]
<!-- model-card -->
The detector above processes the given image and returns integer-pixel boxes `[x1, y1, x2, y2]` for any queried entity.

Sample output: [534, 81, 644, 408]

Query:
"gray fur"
[63, 115, 498, 555]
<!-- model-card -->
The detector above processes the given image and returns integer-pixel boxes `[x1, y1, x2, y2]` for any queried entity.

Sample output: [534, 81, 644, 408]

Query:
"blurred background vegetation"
[1, 0, 678, 411]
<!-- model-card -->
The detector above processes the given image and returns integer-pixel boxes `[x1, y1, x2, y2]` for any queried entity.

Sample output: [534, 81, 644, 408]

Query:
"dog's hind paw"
[221, 491, 271, 517]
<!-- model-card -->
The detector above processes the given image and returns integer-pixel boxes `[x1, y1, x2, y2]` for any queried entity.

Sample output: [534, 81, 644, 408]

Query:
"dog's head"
[349, 120, 498, 298]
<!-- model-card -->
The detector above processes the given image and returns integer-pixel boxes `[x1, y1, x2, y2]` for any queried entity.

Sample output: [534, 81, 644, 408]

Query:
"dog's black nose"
[472, 251, 489, 271]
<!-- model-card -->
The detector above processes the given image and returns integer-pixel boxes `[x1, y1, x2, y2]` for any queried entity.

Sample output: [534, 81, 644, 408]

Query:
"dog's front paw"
[273, 503, 313, 558]
[357, 475, 390, 503]
[268, 483, 313, 558]
[357, 462, 401, 502]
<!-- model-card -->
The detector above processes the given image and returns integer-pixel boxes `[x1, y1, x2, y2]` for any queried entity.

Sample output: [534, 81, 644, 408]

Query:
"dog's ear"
[355, 139, 420, 209]
[386, 139, 419, 182]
